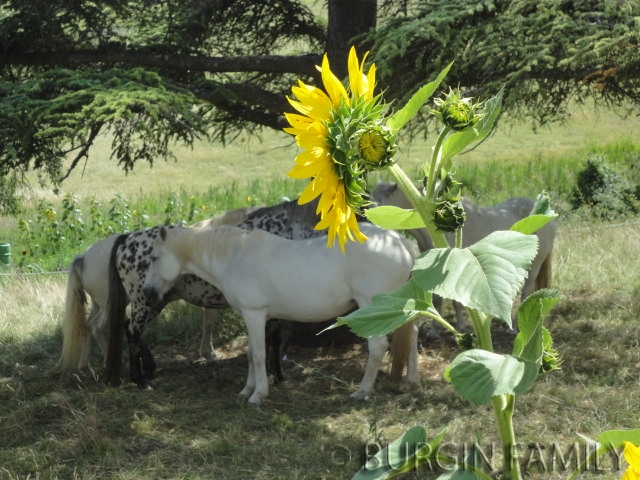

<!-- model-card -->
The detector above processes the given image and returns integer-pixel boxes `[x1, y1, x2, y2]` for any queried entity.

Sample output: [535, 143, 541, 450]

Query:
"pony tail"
[58, 255, 89, 370]
[389, 320, 415, 383]
[104, 234, 129, 386]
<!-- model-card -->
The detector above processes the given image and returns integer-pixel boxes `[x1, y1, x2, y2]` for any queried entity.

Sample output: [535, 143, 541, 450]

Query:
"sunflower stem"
[425, 126, 452, 201]
[387, 163, 449, 249]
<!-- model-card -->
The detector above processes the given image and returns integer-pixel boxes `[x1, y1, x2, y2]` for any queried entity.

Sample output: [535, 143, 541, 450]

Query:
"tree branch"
[2, 50, 322, 77]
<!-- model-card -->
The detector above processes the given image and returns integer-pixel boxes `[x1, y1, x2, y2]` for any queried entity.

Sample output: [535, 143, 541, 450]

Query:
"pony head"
[142, 226, 183, 306]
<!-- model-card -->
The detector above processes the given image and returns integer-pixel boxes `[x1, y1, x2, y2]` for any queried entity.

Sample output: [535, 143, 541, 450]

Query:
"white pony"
[59, 206, 257, 371]
[142, 223, 419, 404]
[372, 181, 557, 330]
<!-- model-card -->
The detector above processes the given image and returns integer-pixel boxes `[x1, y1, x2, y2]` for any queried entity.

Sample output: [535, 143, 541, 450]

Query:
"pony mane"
[190, 206, 258, 229]
[170, 225, 257, 261]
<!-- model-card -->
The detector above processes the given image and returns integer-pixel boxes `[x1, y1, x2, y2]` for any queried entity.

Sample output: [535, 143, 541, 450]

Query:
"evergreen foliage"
[371, 0, 640, 134]
[1, 0, 640, 213]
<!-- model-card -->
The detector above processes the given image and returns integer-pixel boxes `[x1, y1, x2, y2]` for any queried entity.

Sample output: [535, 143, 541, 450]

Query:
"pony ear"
[160, 226, 167, 241]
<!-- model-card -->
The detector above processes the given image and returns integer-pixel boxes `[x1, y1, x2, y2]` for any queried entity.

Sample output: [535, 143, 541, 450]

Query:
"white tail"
[58, 256, 90, 369]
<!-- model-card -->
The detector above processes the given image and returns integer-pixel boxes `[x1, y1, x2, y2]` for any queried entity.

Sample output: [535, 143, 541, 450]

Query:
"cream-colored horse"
[372, 181, 557, 332]
[141, 223, 419, 404]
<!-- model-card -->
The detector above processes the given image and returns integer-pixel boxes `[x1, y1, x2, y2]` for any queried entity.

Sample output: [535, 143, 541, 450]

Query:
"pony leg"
[199, 308, 219, 362]
[351, 335, 388, 399]
[402, 321, 420, 392]
[239, 310, 268, 404]
[453, 300, 466, 331]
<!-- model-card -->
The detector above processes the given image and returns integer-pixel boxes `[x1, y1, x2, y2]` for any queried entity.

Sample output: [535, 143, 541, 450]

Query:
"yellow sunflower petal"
[321, 54, 348, 108]
[347, 47, 376, 101]
[298, 180, 323, 205]
[293, 148, 327, 167]
[296, 132, 329, 151]
[298, 164, 336, 204]
[283, 112, 314, 133]
[288, 161, 325, 179]
[347, 47, 363, 98]
[288, 117, 327, 138]
[315, 174, 340, 217]
[625, 443, 640, 468]
[346, 209, 368, 243]
[289, 82, 332, 122]
[364, 64, 376, 101]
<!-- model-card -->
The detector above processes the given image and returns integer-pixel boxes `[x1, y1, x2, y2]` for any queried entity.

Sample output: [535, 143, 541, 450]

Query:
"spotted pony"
[104, 199, 331, 388]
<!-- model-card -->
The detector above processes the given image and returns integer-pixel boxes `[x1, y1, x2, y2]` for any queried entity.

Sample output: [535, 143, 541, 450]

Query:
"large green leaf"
[365, 205, 426, 230]
[412, 231, 538, 324]
[510, 191, 558, 235]
[447, 350, 539, 405]
[353, 427, 447, 480]
[331, 279, 436, 338]
[386, 63, 453, 133]
[512, 289, 563, 365]
[439, 88, 504, 168]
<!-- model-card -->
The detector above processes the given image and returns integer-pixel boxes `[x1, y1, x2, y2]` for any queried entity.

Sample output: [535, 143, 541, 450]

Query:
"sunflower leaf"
[412, 231, 538, 325]
[365, 205, 426, 230]
[329, 279, 435, 338]
[386, 63, 453, 133]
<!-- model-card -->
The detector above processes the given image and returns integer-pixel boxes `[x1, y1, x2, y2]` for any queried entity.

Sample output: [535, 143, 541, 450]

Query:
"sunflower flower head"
[622, 442, 640, 480]
[285, 47, 397, 253]
[431, 87, 486, 132]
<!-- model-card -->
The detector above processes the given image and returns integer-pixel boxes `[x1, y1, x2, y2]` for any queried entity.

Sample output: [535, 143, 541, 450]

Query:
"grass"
[1, 105, 640, 479]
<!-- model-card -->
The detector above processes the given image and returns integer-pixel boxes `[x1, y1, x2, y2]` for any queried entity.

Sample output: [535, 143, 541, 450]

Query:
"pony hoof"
[248, 393, 265, 405]
[400, 381, 421, 393]
[350, 390, 370, 400]
[239, 387, 254, 399]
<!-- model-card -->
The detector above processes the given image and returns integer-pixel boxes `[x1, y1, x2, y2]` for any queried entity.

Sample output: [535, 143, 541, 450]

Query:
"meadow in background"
[0, 106, 639, 479]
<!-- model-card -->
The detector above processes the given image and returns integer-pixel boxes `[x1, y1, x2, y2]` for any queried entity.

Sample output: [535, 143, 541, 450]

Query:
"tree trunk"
[326, 0, 377, 79]
[287, 0, 377, 348]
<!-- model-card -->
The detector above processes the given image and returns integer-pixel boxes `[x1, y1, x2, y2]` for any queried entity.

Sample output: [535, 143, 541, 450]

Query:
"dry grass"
[1, 216, 639, 479]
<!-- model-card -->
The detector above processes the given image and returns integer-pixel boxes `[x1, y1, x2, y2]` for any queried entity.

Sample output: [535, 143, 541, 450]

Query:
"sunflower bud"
[436, 172, 463, 202]
[434, 199, 466, 232]
[431, 88, 486, 132]
[541, 345, 562, 373]
[358, 124, 397, 169]
[456, 332, 476, 350]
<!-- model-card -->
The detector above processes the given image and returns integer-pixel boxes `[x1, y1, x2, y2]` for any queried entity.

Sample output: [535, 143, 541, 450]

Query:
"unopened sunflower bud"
[541, 346, 562, 373]
[437, 172, 463, 202]
[431, 88, 486, 132]
[456, 332, 476, 350]
[434, 199, 466, 232]
[358, 125, 397, 169]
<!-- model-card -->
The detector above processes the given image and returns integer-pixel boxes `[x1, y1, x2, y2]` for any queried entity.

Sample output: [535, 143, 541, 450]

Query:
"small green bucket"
[0, 243, 11, 265]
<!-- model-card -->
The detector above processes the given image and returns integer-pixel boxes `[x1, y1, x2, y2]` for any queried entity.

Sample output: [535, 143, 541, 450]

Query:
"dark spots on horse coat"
[113, 200, 324, 385]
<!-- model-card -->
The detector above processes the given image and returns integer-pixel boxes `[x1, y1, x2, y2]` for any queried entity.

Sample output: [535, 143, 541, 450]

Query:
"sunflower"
[285, 47, 396, 253]
[623, 442, 640, 480]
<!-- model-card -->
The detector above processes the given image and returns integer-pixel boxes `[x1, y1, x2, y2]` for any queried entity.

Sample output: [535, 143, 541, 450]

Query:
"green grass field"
[1, 105, 640, 480]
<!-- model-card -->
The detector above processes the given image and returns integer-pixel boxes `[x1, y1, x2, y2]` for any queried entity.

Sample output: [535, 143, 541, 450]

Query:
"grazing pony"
[141, 223, 419, 404]
[102, 198, 418, 390]
[59, 206, 257, 371]
[372, 181, 557, 330]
